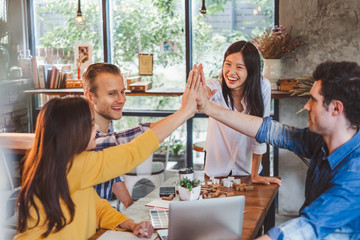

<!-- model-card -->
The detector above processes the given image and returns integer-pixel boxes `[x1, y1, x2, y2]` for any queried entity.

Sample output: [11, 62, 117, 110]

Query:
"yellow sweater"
[14, 130, 159, 240]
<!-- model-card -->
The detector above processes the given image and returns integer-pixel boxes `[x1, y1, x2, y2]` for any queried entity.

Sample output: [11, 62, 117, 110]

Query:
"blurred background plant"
[0, 17, 9, 80]
[157, 138, 185, 156]
[290, 76, 314, 97]
[290, 76, 314, 114]
[252, 25, 303, 59]
[0, 18, 8, 40]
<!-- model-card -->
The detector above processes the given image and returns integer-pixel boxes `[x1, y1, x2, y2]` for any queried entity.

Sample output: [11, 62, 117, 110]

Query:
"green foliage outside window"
[34, 0, 274, 130]
[37, 1, 103, 62]
[36, 0, 273, 80]
[33, 0, 273, 166]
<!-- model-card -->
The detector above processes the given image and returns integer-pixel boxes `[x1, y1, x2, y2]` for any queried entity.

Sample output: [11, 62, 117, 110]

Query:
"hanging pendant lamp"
[75, 0, 86, 30]
[200, 0, 206, 14]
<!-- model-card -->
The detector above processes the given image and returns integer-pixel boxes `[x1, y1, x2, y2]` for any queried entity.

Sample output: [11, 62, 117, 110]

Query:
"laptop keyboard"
[157, 229, 169, 240]
[150, 209, 169, 229]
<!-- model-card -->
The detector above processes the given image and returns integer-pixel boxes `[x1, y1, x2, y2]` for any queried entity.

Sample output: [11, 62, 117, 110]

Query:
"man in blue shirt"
[196, 61, 360, 239]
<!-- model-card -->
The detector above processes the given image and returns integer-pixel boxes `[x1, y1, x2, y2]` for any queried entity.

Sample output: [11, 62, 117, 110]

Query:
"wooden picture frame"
[139, 53, 153, 75]
[74, 43, 92, 71]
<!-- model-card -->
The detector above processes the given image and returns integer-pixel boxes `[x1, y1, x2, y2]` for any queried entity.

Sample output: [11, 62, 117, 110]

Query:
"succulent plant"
[0, 18, 8, 40]
[178, 177, 201, 192]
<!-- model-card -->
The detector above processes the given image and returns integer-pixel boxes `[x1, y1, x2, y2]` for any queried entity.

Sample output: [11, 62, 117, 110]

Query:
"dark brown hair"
[313, 61, 360, 127]
[17, 97, 93, 237]
[82, 63, 121, 95]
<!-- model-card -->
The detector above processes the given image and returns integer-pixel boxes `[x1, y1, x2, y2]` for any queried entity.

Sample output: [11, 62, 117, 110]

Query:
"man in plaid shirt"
[83, 63, 164, 209]
[93, 123, 150, 206]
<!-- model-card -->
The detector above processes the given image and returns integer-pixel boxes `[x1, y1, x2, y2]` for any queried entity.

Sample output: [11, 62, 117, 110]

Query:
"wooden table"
[0, 133, 35, 155]
[92, 174, 279, 240]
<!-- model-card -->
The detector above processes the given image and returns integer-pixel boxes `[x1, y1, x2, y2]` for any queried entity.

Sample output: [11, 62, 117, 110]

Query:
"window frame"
[26, 0, 279, 167]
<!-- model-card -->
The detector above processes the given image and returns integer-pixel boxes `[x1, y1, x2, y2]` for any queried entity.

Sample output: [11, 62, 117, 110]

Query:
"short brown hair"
[82, 63, 121, 94]
[313, 61, 360, 127]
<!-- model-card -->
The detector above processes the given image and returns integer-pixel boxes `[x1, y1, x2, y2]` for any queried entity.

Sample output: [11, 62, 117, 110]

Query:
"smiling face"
[222, 52, 248, 93]
[304, 80, 332, 135]
[89, 72, 126, 124]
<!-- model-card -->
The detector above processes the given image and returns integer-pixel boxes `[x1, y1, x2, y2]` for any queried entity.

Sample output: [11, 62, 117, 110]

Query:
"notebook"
[150, 209, 169, 229]
[157, 196, 245, 240]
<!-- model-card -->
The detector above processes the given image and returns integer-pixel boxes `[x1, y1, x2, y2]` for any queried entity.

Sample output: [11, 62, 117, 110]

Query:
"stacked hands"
[182, 63, 217, 118]
[184, 64, 281, 186]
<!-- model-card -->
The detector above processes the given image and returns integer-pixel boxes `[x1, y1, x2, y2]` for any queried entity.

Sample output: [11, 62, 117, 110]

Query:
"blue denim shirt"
[256, 117, 360, 240]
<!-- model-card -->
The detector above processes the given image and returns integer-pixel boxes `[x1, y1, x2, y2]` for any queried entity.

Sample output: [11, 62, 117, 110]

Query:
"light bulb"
[75, 0, 86, 30]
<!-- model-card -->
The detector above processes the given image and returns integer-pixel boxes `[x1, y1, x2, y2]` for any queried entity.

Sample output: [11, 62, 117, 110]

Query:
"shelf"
[271, 90, 292, 99]
[24, 88, 293, 98]
[24, 88, 84, 96]
[24, 87, 184, 97]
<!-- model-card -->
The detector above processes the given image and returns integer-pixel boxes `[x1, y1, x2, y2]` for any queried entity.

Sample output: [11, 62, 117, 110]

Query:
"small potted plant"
[177, 177, 201, 201]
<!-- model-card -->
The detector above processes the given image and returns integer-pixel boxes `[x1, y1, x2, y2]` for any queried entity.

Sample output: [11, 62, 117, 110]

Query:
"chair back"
[0, 149, 21, 222]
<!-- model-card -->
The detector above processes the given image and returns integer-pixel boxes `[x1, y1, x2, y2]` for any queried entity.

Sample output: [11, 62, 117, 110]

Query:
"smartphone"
[159, 186, 176, 197]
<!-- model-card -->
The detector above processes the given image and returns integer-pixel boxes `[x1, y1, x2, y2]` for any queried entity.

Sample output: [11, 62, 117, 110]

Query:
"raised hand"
[196, 76, 212, 115]
[199, 68, 217, 100]
[181, 64, 202, 118]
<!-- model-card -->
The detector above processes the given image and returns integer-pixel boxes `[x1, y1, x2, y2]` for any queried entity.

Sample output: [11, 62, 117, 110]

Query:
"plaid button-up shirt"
[93, 123, 151, 200]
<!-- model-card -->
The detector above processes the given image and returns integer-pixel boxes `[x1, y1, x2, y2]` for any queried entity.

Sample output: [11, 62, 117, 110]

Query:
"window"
[0, 0, 6, 21]
[193, 0, 274, 79]
[110, 0, 186, 89]
[29, 0, 275, 168]
[109, 0, 186, 112]
[32, 0, 103, 68]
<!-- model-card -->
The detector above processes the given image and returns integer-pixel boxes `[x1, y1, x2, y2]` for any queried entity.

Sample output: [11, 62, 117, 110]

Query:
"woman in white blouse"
[203, 40, 281, 185]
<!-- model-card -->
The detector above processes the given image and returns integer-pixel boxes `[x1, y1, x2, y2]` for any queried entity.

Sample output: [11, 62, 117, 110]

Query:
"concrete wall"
[0, 0, 32, 133]
[277, 0, 360, 214]
[0, 79, 32, 133]
[280, 0, 360, 77]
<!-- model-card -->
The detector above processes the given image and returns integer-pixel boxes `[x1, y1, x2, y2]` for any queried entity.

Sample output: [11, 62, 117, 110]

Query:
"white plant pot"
[263, 59, 282, 90]
[178, 185, 201, 201]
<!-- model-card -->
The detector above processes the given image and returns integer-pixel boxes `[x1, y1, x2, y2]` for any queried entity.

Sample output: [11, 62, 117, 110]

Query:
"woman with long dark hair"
[203, 41, 281, 185]
[15, 65, 201, 239]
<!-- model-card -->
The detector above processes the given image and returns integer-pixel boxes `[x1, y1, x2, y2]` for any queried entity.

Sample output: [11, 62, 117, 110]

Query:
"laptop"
[157, 196, 245, 240]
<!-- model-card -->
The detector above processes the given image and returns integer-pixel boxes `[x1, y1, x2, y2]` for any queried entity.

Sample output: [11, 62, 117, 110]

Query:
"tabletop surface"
[0, 133, 279, 239]
[92, 173, 279, 240]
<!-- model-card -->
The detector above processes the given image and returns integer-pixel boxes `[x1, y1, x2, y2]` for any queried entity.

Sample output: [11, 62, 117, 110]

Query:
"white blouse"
[204, 78, 271, 177]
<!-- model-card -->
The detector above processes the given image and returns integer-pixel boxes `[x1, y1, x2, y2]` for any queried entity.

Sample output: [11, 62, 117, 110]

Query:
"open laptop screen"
[165, 196, 245, 240]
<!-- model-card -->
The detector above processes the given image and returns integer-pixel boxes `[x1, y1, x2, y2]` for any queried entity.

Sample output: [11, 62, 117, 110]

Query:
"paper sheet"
[97, 230, 157, 240]
[145, 198, 171, 209]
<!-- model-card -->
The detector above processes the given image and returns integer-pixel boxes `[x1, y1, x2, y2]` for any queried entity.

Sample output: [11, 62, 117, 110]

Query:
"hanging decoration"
[75, 0, 86, 30]
[200, 0, 206, 14]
